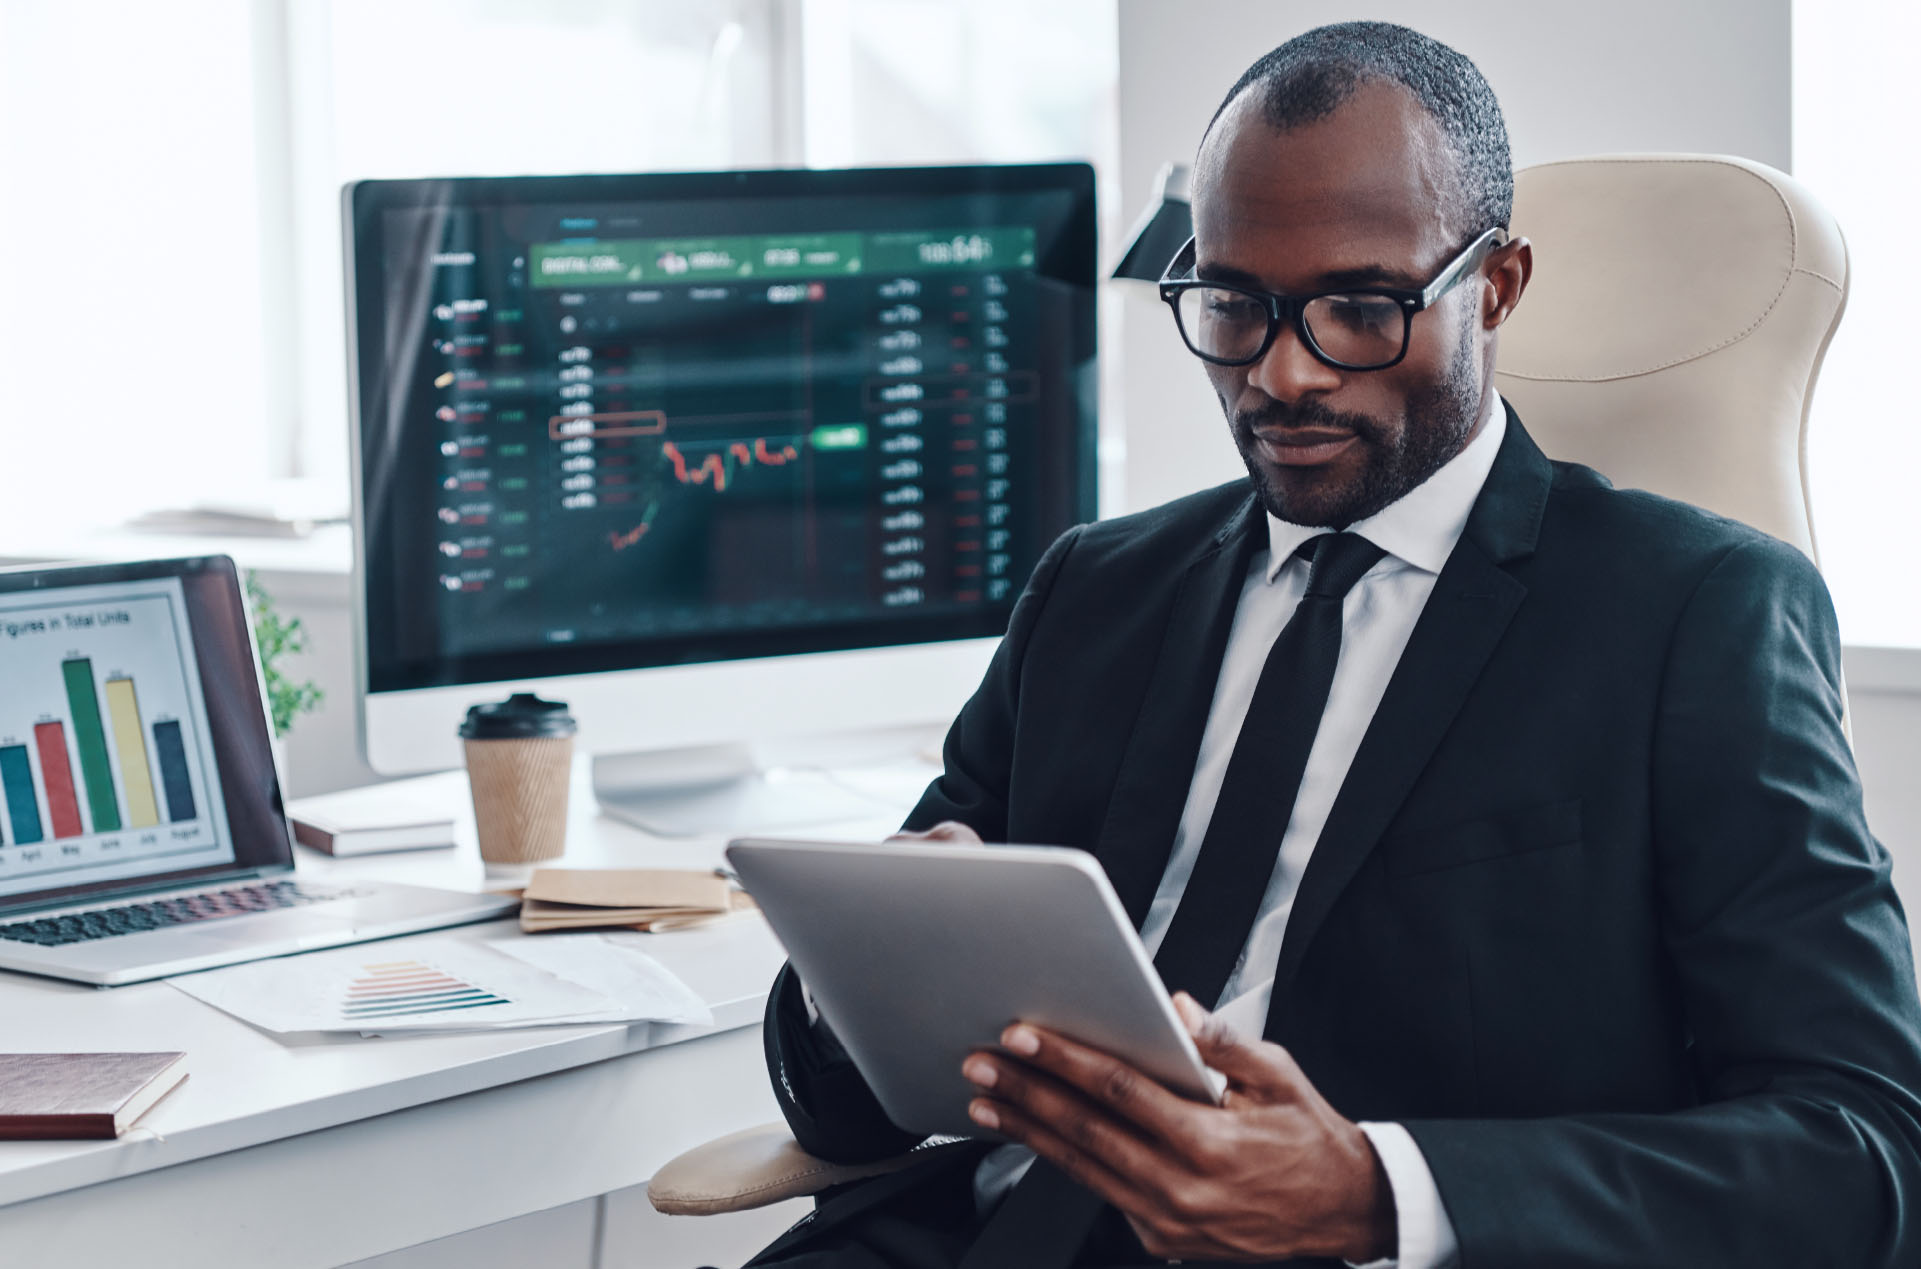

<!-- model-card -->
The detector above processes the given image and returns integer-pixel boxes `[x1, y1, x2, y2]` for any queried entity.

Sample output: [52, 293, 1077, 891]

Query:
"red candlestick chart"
[661, 436, 801, 493]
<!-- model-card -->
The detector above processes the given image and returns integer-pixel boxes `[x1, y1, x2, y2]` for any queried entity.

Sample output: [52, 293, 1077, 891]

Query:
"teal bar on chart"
[153, 720, 197, 822]
[0, 743, 44, 845]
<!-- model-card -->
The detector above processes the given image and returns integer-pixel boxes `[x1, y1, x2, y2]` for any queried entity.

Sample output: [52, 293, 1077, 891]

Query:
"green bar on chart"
[103, 677, 160, 828]
[61, 657, 120, 833]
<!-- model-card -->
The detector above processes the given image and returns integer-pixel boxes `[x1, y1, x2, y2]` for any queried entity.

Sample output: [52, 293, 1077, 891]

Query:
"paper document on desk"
[169, 931, 712, 1036]
[487, 932, 712, 1025]
[518, 867, 756, 933]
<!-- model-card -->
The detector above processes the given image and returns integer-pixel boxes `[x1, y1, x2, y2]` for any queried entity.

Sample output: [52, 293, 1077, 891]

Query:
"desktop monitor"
[344, 163, 1097, 831]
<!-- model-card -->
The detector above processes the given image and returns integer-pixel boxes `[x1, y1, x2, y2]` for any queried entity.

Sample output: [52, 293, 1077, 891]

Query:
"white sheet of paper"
[489, 932, 714, 1026]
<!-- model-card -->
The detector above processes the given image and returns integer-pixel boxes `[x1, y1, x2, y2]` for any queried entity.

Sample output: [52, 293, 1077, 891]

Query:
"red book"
[0, 1052, 188, 1139]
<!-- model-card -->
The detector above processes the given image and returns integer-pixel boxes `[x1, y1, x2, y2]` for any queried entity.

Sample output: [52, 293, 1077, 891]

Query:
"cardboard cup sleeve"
[463, 735, 573, 864]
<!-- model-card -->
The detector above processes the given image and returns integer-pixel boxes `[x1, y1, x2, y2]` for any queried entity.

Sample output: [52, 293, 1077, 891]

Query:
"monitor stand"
[590, 728, 938, 838]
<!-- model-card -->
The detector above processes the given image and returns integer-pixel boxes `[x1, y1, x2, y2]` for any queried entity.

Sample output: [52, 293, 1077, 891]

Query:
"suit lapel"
[1264, 408, 1553, 1031]
[1097, 493, 1265, 929]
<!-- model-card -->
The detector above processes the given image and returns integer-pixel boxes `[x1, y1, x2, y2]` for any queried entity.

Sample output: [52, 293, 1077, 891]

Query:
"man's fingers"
[883, 820, 983, 845]
[964, 1051, 1166, 1175]
[988, 1024, 1210, 1149]
[966, 1092, 1161, 1217]
[973, 1078, 1233, 1265]
[1172, 995, 1304, 1101]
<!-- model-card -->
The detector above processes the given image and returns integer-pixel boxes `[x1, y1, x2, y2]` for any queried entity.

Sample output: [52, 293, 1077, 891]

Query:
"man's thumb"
[1171, 992, 1288, 1094]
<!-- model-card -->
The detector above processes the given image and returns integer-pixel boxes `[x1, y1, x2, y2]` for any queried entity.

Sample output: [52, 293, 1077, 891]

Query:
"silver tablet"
[727, 837, 1227, 1139]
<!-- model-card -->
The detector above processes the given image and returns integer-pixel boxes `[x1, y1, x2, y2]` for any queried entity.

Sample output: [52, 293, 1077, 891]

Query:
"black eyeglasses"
[1158, 226, 1508, 371]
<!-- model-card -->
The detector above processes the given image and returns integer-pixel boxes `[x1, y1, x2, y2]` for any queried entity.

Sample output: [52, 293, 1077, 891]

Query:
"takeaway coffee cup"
[459, 693, 577, 866]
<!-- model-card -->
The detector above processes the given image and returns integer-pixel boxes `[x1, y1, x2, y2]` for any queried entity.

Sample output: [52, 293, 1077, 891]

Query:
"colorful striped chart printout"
[167, 934, 648, 1034]
[341, 959, 510, 1021]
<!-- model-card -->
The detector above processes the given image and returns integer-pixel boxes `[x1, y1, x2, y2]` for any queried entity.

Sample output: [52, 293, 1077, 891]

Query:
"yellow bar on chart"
[103, 677, 160, 828]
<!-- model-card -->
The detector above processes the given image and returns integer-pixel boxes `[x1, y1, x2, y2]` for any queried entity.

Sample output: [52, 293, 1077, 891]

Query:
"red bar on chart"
[32, 721, 83, 839]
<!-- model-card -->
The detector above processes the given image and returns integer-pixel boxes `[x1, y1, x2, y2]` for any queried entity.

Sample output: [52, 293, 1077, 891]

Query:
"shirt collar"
[1264, 391, 1507, 581]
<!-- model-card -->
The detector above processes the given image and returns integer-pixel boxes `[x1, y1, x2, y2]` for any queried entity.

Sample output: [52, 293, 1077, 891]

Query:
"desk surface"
[0, 755, 931, 1219]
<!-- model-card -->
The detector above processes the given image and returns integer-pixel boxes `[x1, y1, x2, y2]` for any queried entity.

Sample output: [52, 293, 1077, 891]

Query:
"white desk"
[0, 755, 935, 1268]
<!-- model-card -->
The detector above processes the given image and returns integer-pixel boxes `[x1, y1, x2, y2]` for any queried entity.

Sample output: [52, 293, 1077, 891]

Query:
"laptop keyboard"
[0, 880, 353, 947]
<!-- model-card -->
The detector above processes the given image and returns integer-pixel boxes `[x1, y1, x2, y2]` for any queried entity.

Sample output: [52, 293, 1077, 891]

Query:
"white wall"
[1845, 654, 1921, 946]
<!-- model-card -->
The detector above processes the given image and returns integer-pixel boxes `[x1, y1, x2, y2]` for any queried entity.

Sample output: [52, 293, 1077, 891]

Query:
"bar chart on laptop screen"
[0, 578, 233, 896]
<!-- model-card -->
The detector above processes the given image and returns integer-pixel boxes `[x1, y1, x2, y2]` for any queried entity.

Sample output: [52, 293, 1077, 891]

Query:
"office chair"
[646, 152, 1853, 1218]
[1491, 152, 1847, 561]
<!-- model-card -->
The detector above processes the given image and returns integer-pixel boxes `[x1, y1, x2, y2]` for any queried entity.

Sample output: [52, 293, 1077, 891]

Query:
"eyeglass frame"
[1157, 225, 1510, 371]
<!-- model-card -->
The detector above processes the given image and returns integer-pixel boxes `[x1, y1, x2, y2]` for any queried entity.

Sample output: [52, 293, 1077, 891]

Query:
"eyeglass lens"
[1173, 287, 1407, 368]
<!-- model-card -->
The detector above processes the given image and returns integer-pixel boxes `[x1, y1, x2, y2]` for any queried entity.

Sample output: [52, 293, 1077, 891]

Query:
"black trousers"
[737, 1149, 1342, 1269]
[742, 1151, 983, 1269]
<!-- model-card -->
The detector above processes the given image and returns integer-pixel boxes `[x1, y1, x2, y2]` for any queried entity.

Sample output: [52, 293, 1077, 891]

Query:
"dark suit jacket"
[765, 407, 1921, 1267]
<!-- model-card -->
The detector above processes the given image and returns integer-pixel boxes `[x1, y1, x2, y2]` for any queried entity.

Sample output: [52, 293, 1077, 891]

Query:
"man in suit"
[747, 20, 1921, 1268]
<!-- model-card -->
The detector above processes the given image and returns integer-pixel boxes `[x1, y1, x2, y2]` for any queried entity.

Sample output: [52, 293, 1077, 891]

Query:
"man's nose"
[1247, 318, 1343, 404]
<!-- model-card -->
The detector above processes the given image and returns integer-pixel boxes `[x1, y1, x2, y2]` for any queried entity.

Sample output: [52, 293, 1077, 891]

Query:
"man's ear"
[1484, 236, 1533, 329]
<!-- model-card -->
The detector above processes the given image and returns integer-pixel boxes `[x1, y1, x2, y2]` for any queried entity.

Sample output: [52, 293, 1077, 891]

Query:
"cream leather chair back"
[1494, 154, 1849, 564]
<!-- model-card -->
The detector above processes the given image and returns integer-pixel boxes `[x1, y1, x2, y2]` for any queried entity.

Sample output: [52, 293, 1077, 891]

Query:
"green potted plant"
[245, 571, 323, 738]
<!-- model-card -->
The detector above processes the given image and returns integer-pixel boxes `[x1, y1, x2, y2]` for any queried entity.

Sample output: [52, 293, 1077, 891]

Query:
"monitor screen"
[347, 164, 1097, 699]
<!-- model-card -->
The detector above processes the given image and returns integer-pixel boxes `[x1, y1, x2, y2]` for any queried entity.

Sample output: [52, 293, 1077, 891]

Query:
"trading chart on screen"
[398, 214, 1045, 660]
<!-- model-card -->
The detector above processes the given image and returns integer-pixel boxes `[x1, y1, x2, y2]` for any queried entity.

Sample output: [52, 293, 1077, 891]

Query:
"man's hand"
[962, 993, 1396, 1264]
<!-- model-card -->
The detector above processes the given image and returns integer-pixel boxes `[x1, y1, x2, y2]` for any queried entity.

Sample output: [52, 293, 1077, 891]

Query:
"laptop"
[0, 555, 517, 986]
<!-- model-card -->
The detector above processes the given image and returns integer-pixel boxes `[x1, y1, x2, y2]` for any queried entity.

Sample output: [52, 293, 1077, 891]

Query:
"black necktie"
[960, 531, 1384, 1269]
[1149, 530, 1385, 1005]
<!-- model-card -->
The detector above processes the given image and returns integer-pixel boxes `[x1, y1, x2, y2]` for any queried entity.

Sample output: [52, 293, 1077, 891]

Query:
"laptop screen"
[0, 557, 291, 909]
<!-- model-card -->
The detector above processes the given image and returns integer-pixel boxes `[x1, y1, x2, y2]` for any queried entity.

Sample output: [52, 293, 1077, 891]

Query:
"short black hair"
[1208, 21, 1512, 242]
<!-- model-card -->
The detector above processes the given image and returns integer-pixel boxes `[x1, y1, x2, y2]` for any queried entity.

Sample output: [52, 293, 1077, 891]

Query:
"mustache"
[1231, 398, 1384, 443]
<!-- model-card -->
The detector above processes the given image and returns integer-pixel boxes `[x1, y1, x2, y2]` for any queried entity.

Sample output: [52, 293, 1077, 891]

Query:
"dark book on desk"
[0, 1052, 188, 1139]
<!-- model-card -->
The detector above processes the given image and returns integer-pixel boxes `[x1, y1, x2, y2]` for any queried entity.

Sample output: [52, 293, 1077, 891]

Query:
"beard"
[1228, 323, 1483, 529]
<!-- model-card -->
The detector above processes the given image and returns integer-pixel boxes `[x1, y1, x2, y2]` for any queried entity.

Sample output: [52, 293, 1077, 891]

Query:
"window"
[798, 0, 1118, 171]
[0, 0, 279, 527]
[0, 0, 1118, 539]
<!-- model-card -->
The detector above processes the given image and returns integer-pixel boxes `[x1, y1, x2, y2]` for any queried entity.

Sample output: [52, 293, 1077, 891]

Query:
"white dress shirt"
[973, 394, 1507, 1269]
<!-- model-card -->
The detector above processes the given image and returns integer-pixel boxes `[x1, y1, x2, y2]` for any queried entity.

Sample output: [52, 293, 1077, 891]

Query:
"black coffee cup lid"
[459, 693, 577, 740]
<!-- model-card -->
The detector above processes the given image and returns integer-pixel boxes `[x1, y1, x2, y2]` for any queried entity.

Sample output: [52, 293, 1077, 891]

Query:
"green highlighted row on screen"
[530, 227, 1035, 287]
[531, 234, 864, 287]
[809, 424, 868, 450]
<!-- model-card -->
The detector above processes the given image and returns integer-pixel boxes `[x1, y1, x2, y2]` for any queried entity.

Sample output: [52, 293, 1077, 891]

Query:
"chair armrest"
[648, 1121, 971, 1215]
